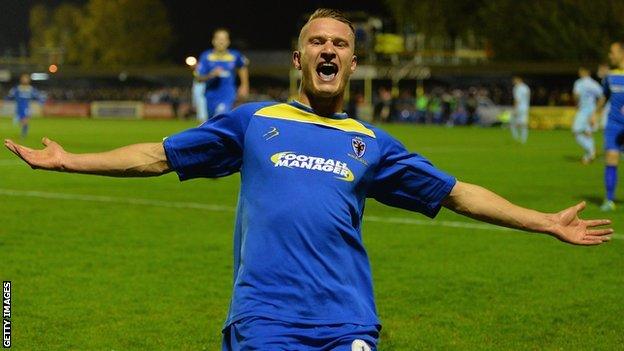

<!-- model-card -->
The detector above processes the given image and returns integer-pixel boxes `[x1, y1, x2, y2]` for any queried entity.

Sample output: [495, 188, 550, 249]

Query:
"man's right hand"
[4, 137, 66, 171]
[210, 67, 224, 78]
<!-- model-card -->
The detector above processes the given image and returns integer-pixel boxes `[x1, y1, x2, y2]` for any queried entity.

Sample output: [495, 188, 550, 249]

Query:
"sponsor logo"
[263, 127, 279, 140]
[270, 152, 354, 181]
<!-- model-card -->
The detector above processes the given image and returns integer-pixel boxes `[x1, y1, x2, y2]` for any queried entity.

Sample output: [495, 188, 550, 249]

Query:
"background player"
[511, 75, 531, 143]
[4, 9, 613, 350]
[5, 73, 45, 139]
[195, 28, 249, 119]
[191, 63, 208, 122]
[572, 67, 603, 164]
[597, 63, 611, 129]
[597, 40, 624, 211]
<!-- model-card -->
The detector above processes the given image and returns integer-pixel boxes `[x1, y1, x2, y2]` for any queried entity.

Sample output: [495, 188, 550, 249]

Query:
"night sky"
[1, 0, 389, 62]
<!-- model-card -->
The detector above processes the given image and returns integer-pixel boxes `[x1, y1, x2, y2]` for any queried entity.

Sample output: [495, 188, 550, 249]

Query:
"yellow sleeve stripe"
[609, 69, 624, 75]
[254, 103, 376, 138]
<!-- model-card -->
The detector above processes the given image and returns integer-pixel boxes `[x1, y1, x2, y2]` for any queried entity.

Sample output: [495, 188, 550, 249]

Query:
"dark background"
[0, 0, 389, 60]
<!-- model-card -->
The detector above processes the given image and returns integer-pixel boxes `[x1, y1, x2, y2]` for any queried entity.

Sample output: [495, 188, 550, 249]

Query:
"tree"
[384, 0, 484, 50]
[478, 0, 624, 61]
[29, 0, 173, 66]
[29, 3, 84, 64]
[79, 0, 172, 66]
[384, 0, 624, 61]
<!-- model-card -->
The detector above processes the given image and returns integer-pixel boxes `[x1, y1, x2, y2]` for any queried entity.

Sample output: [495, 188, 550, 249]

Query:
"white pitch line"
[0, 188, 620, 240]
[0, 188, 235, 212]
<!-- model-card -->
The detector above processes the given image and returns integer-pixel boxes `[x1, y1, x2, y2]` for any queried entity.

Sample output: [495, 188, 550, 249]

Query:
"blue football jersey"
[7, 85, 44, 117]
[197, 49, 247, 99]
[603, 69, 624, 125]
[163, 101, 456, 329]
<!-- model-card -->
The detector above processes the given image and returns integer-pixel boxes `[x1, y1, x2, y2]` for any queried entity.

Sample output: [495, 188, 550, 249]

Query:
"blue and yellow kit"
[196, 49, 247, 117]
[6, 85, 44, 119]
[603, 69, 624, 150]
[163, 100, 456, 331]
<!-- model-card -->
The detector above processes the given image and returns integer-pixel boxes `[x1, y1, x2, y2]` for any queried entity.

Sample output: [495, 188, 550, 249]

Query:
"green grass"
[1, 117, 622, 350]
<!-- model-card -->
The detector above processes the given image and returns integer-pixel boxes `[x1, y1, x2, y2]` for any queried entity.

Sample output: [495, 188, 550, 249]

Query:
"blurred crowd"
[355, 83, 580, 125]
[1, 82, 580, 123]
[0, 85, 291, 104]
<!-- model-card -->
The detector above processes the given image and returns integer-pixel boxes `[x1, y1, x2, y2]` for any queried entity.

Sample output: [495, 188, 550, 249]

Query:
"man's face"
[20, 74, 30, 85]
[578, 68, 588, 78]
[294, 18, 356, 98]
[597, 64, 610, 78]
[212, 31, 230, 51]
[608, 43, 624, 66]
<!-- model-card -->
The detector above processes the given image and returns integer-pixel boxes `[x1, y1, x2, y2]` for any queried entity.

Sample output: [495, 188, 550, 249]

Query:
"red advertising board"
[143, 103, 174, 119]
[43, 102, 90, 117]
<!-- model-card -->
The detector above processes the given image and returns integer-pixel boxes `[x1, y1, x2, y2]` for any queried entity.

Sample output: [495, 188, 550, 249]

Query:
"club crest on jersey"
[351, 137, 366, 158]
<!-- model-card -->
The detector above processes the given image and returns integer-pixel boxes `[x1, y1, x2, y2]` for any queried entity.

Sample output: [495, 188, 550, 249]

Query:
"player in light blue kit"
[6, 73, 45, 139]
[572, 67, 603, 164]
[195, 29, 249, 119]
[5, 9, 613, 350]
[192, 64, 208, 123]
[511, 75, 531, 143]
[597, 40, 624, 211]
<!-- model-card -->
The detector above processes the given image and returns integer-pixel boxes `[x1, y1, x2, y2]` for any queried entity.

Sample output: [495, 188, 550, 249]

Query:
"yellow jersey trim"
[610, 69, 624, 75]
[254, 103, 376, 138]
[208, 52, 236, 62]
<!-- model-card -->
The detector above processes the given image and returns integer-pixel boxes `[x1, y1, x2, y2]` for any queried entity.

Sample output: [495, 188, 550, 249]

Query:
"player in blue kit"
[5, 73, 45, 139]
[597, 40, 624, 211]
[195, 28, 249, 119]
[572, 67, 603, 164]
[4, 9, 613, 350]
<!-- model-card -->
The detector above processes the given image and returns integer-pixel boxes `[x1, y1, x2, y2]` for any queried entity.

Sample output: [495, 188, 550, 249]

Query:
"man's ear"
[350, 55, 357, 72]
[293, 51, 302, 70]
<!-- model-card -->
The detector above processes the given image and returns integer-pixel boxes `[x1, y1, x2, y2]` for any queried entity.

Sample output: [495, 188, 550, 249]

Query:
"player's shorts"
[206, 95, 236, 119]
[603, 121, 624, 151]
[16, 108, 30, 120]
[572, 107, 595, 133]
[222, 316, 380, 351]
[511, 108, 529, 125]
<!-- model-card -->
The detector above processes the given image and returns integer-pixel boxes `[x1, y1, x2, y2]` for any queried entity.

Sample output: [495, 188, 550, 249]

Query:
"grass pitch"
[0, 117, 622, 350]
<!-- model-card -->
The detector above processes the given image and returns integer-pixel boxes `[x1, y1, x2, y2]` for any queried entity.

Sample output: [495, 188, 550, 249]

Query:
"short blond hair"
[298, 8, 355, 49]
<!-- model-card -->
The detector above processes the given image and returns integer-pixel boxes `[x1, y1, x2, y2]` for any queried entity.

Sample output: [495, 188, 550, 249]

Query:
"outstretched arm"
[237, 67, 249, 99]
[4, 137, 171, 177]
[442, 181, 613, 245]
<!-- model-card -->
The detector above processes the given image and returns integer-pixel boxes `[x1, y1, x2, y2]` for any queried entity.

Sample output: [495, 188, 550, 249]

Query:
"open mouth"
[316, 62, 338, 82]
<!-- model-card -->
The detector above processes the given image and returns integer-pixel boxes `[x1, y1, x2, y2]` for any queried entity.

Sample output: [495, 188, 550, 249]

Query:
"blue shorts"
[206, 95, 235, 119]
[16, 108, 30, 120]
[604, 122, 624, 151]
[222, 316, 380, 351]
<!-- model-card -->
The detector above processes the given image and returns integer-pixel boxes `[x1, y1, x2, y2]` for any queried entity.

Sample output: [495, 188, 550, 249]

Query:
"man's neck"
[298, 91, 344, 117]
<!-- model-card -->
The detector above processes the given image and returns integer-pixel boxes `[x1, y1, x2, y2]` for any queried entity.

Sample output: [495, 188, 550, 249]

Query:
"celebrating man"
[4, 9, 612, 351]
